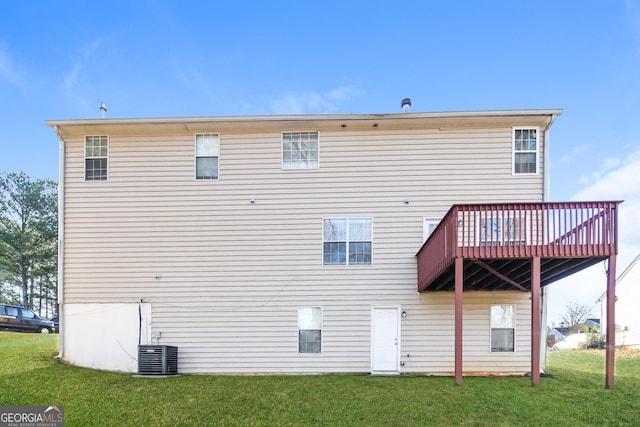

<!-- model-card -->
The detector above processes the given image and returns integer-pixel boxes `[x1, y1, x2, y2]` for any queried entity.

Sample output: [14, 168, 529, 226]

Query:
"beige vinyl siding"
[62, 124, 543, 374]
[401, 292, 531, 374]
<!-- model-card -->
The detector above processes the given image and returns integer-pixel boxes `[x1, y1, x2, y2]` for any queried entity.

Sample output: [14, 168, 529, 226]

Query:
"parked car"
[546, 327, 565, 348]
[49, 316, 59, 333]
[552, 333, 588, 351]
[0, 304, 55, 334]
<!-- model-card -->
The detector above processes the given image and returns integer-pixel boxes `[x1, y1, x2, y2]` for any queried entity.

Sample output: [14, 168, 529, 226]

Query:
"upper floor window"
[85, 136, 108, 181]
[196, 134, 220, 179]
[490, 304, 515, 352]
[513, 128, 538, 174]
[282, 131, 319, 169]
[323, 218, 372, 265]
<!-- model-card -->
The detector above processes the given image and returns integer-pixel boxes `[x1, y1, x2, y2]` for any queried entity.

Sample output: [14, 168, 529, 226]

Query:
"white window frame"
[282, 131, 319, 170]
[490, 304, 516, 352]
[477, 213, 528, 246]
[322, 217, 373, 266]
[84, 135, 108, 181]
[297, 306, 322, 354]
[512, 127, 539, 175]
[195, 133, 220, 180]
[423, 217, 440, 243]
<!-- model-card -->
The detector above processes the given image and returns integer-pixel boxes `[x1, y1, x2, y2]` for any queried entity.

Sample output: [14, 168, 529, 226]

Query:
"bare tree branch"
[560, 301, 595, 331]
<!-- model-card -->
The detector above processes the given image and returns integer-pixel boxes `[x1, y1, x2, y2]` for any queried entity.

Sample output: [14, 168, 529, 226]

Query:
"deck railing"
[416, 201, 620, 291]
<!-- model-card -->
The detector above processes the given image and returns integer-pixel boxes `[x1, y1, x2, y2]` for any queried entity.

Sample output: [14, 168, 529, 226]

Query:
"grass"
[2, 332, 639, 426]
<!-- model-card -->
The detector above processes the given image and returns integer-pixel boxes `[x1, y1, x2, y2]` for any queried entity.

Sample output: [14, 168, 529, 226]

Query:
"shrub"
[585, 334, 606, 349]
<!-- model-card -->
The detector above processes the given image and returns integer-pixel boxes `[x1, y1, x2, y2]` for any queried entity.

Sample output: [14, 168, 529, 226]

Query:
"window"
[196, 134, 220, 179]
[490, 305, 515, 352]
[479, 215, 525, 246]
[513, 128, 538, 174]
[20, 308, 35, 319]
[323, 218, 372, 265]
[282, 131, 319, 169]
[85, 136, 108, 181]
[298, 306, 322, 353]
[423, 217, 440, 243]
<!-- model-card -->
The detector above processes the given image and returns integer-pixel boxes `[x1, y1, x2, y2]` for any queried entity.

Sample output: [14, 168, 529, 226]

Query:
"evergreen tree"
[0, 172, 57, 315]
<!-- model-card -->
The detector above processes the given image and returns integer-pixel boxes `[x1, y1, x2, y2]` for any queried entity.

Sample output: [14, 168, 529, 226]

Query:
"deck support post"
[605, 254, 617, 389]
[531, 256, 541, 387]
[454, 256, 463, 386]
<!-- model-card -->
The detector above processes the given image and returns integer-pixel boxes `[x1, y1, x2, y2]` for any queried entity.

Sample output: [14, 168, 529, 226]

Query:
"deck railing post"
[605, 254, 617, 389]
[531, 256, 541, 387]
[454, 256, 463, 386]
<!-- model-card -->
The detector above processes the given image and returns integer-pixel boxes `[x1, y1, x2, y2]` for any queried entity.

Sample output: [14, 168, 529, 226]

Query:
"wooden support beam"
[455, 256, 463, 386]
[606, 254, 616, 389]
[470, 259, 528, 292]
[531, 256, 541, 387]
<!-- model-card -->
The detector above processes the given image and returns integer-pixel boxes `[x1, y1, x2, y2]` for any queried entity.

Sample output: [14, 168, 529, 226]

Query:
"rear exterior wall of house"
[58, 119, 545, 374]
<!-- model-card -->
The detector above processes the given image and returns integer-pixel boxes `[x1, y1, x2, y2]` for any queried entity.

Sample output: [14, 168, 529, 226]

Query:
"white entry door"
[371, 307, 400, 373]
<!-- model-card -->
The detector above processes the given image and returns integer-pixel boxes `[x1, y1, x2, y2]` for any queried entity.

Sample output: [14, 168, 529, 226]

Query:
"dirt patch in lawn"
[617, 347, 640, 358]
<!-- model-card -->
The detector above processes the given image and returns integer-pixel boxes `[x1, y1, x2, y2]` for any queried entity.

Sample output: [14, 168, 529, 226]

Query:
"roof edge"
[46, 108, 563, 127]
[595, 252, 640, 302]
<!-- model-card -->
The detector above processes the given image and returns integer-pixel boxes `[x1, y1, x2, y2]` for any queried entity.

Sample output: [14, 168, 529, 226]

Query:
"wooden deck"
[416, 201, 621, 389]
[416, 202, 621, 292]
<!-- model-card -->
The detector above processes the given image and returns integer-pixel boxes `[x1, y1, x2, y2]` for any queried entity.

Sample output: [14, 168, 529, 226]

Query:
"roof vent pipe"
[401, 98, 411, 113]
[99, 102, 108, 118]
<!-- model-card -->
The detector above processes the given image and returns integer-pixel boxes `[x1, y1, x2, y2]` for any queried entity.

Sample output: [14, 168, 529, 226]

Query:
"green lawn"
[1, 332, 639, 426]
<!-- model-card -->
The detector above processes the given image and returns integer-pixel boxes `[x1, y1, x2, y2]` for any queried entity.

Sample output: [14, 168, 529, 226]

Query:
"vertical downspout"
[54, 125, 65, 359]
[542, 114, 556, 201]
[540, 114, 556, 373]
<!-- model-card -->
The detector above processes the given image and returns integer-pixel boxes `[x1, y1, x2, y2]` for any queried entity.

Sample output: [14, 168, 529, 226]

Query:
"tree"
[0, 268, 21, 304]
[560, 301, 594, 332]
[0, 172, 57, 315]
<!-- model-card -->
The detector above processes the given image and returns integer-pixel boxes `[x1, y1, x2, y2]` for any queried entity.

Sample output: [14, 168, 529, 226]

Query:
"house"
[597, 253, 640, 348]
[584, 318, 600, 333]
[46, 108, 620, 386]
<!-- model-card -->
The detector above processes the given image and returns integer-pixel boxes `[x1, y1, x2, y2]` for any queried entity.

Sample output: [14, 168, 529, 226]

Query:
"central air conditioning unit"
[138, 345, 178, 375]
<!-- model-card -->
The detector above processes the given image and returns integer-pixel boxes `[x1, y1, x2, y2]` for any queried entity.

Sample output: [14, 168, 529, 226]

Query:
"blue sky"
[1, 1, 639, 324]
